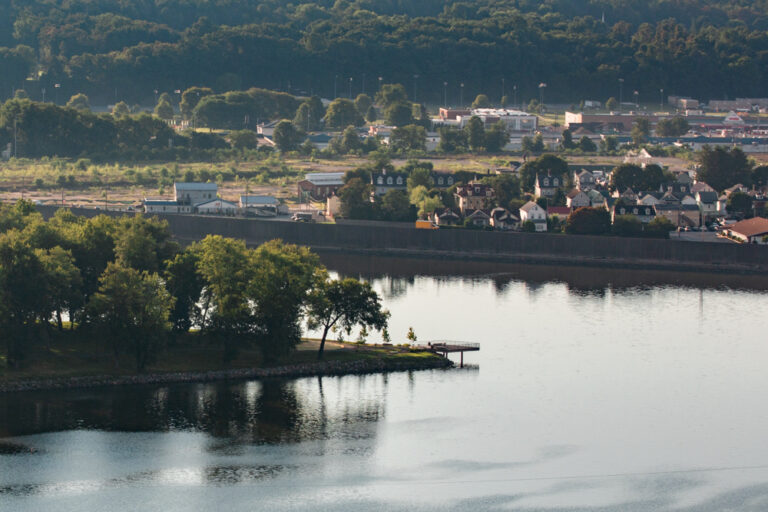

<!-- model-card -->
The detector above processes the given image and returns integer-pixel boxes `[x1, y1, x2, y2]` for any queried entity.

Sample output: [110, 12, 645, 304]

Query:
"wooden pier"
[424, 341, 480, 368]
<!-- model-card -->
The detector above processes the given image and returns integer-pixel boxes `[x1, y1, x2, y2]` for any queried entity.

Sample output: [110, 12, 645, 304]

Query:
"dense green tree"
[437, 127, 468, 153]
[385, 101, 414, 126]
[365, 105, 377, 123]
[561, 129, 575, 150]
[465, 116, 485, 152]
[180, 87, 214, 119]
[36, 246, 83, 331]
[631, 118, 651, 145]
[578, 136, 597, 152]
[325, 98, 364, 129]
[752, 166, 768, 188]
[375, 84, 408, 109]
[273, 120, 304, 152]
[112, 101, 130, 117]
[354, 93, 373, 115]
[0, 230, 51, 366]
[390, 124, 426, 152]
[250, 240, 322, 361]
[380, 189, 415, 221]
[195, 235, 256, 360]
[307, 277, 389, 359]
[656, 117, 690, 137]
[605, 97, 618, 111]
[229, 129, 259, 150]
[612, 215, 643, 237]
[87, 262, 172, 371]
[727, 192, 753, 217]
[484, 121, 508, 153]
[338, 177, 375, 219]
[471, 94, 490, 109]
[155, 99, 174, 120]
[164, 247, 204, 333]
[565, 207, 611, 235]
[340, 125, 362, 153]
[114, 215, 178, 273]
[645, 216, 675, 238]
[697, 146, 753, 192]
[66, 93, 90, 111]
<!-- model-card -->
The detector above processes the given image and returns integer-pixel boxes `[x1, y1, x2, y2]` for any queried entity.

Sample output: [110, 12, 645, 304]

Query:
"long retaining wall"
[38, 206, 768, 274]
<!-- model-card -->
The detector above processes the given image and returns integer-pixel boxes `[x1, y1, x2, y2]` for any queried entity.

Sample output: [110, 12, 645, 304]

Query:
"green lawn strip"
[0, 335, 442, 383]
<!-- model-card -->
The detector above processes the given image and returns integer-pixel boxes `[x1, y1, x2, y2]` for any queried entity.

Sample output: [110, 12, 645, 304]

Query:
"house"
[691, 181, 715, 195]
[546, 206, 571, 218]
[587, 189, 610, 208]
[174, 182, 218, 205]
[614, 187, 638, 202]
[723, 184, 748, 198]
[372, 171, 408, 195]
[638, 192, 662, 206]
[566, 189, 590, 209]
[240, 195, 283, 216]
[455, 182, 496, 213]
[654, 204, 702, 228]
[297, 172, 345, 201]
[723, 217, 768, 243]
[534, 174, 563, 198]
[573, 170, 596, 191]
[490, 207, 519, 230]
[696, 191, 719, 219]
[611, 203, 656, 223]
[465, 209, 492, 228]
[432, 208, 461, 227]
[519, 201, 547, 231]
[143, 199, 190, 214]
[195, 198, 238, 215]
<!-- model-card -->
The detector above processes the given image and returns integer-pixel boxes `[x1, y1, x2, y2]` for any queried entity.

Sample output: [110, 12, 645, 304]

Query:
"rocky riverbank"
[0, 354, 453, 393]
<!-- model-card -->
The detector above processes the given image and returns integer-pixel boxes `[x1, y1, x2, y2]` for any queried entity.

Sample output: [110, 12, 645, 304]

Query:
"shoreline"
[0, 354, 454, 394]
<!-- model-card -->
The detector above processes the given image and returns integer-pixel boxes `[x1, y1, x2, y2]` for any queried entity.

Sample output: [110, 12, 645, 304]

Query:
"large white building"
[456, 108, 538, 131]
[143, 182, 219, 214]
[174, 182, 218, 205]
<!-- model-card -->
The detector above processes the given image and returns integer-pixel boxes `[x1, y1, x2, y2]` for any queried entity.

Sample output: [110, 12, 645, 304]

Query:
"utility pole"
[13, 118, 17, 158]
[618, 78, 624, 113]
[413, 74, 418, 103]
[443, 81, 448, 108]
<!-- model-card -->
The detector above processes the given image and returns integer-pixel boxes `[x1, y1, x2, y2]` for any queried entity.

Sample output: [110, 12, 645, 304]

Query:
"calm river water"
[2, 256, 768, 511]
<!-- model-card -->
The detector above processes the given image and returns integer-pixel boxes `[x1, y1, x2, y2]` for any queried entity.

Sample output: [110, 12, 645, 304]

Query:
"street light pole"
[660, 88, 664, 111]
[348, 77, 353, 99]
[634, 90, 639, 109]
[539, 83, 547, 109]
[513, 85, 517, 110]
[460, 83, 464, 107]
[443, 81, 448, 108]
[618, 78, 624, 113]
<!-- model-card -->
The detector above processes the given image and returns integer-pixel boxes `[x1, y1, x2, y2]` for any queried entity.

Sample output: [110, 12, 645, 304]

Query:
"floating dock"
[423, 341, 480, 368]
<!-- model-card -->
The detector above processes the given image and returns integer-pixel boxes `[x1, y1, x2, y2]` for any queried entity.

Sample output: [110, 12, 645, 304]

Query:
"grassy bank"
[0, 332, 447, 386]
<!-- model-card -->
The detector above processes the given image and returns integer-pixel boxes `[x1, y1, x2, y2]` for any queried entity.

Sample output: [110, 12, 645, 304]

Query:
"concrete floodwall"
[37, 206, 768, 274]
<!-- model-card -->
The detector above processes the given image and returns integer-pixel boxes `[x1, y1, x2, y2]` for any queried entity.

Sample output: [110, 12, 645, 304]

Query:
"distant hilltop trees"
[1, 1, 768, 104]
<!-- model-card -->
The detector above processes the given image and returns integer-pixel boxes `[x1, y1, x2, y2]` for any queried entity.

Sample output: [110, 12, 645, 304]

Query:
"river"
[1, 256, 768, 511]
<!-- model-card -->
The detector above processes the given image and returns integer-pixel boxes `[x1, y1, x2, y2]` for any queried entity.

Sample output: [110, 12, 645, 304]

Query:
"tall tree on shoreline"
[306, 277, 389, 359]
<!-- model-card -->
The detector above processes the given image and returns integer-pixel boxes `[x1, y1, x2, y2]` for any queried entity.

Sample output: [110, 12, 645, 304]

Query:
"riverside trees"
[0, 203, 389, 370]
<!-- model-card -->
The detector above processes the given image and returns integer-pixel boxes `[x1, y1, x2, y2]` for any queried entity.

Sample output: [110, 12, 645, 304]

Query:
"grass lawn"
[0, 332, 443, 383]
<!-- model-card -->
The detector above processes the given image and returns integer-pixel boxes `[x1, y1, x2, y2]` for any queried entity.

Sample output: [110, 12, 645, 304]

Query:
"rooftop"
[241, 195, 278, 205]
[304, 172, 345, 186]
[727, 217, 768, 238]
[174, 182, 218, 191]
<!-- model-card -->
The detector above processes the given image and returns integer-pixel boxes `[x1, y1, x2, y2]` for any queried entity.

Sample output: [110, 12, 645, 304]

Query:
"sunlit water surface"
[1, 257, 768, 511]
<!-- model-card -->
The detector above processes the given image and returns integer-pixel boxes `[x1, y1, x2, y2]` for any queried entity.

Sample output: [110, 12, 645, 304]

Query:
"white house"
[174, 182, 218, 206]
[195, 198, 238, 215]
[519, 201, 547, 232]
[566, 189, 590, 209]
[143, 199, 193, 214]
[696, 191, 719, 219]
